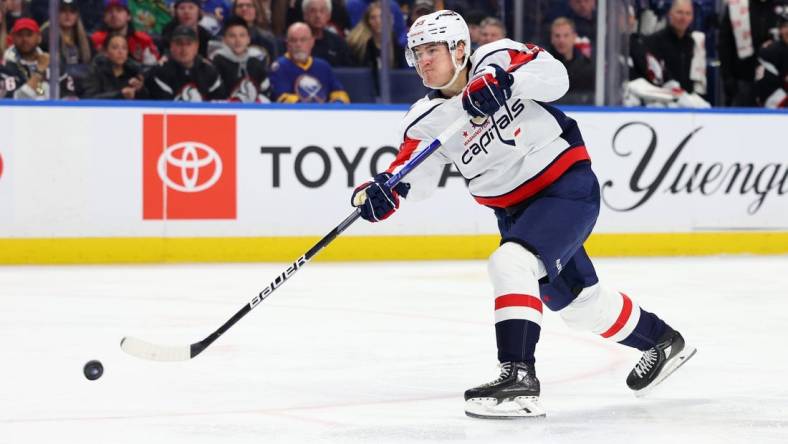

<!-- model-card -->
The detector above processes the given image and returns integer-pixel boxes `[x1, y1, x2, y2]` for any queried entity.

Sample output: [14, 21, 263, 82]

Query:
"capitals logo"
[143, 114, 236, 220]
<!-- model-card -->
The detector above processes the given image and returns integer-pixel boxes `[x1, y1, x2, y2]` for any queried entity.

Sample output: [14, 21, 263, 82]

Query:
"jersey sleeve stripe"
[472, 145, 590, 208]
[506, 47, 543, 73]
[386, 136, 421, 173]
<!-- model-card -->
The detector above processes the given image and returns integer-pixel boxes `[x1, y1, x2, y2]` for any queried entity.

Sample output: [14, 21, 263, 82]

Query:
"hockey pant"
[490, 163, 667, 363]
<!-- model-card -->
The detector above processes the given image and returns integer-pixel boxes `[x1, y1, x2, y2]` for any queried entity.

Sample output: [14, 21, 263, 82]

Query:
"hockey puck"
[83, 360, 103, 381]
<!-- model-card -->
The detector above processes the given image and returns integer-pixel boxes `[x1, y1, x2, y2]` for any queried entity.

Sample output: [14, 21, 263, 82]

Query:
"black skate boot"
[464, 362, 545, 419]
[627, 326, 697, 397]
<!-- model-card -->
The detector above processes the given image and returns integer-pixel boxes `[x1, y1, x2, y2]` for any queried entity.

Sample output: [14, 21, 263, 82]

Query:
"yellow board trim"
[0, 232, 787, 264]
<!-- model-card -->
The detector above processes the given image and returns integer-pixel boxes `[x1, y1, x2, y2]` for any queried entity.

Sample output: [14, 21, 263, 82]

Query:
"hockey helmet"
[405, 10, 471, 89]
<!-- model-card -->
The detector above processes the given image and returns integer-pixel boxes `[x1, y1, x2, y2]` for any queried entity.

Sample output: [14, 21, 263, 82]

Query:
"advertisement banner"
[142, 114, 237, 220]
[0, 103, 785, 262]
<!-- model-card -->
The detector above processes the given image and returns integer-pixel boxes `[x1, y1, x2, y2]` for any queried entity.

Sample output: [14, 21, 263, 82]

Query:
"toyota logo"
[0, 152, 3, 181]
[157, 142, 223, 193]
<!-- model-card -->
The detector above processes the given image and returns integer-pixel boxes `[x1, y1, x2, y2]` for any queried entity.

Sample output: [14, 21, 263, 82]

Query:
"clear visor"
[405, 42, 452, 68]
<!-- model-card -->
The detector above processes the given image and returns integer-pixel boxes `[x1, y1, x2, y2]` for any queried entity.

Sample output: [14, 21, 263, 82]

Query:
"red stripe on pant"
[495, 294, 543, 312]
[600, 292, 633, 338]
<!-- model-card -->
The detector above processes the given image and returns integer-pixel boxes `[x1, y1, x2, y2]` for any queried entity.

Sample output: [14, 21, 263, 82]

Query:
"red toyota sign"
[143, 114, 236, 219]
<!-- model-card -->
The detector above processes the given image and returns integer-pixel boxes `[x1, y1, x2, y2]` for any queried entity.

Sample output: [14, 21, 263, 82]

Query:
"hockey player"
[350, 10, 696, 419]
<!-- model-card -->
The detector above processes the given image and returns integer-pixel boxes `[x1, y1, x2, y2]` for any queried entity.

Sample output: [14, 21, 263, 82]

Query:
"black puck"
[83, 360, 104, 380]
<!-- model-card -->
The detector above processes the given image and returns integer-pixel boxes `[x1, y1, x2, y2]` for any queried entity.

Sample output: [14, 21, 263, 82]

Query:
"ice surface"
[1, 257, 787, 443]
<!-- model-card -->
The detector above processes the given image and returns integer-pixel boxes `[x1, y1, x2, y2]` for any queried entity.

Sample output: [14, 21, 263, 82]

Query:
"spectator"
[0, 59, 25, 98]
[4, 0, 31, 33]
[644, 0, 706, 97]
[756, 16, 788, 108]
[0, 2, 8, 55]
[201, 0, 231, 35]
[546, 0, 596, 58]
[269, 21, 349, 102]
[41, 0, 93, 67]
[346, 1, 406, 68]
[347, 0, 406, 47]
[90, 0, 160, 66]
[211, 16, 271, 102]
[231, 0, 281, 66]
[409, 0, 435, 26]
[719, 0, 783, 106]
[161, 0, 213, 58]
[478, 16, 506, 46]
[82, 33, 147, 99]
[549, 17, 594, 102]
[145, 25, 226, 101]
[464, 9, 486, 51]
[128, 0, 171, 36]
[3, 18, 79, 99]
[286, 0, 350, 37]
[303, 0, 354, 66]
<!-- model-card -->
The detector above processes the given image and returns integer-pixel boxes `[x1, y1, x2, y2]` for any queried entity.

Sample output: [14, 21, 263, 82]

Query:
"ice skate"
[464, 362, 546, 419]
[627, 326, 697, 397]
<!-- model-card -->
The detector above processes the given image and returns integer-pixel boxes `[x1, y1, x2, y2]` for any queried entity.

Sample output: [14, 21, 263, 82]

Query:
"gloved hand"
[462, 64, 514, 119]
[351, 173, 410, 222]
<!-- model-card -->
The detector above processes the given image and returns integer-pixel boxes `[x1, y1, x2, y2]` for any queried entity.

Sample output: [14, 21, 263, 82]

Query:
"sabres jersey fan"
[145, 26, 225, 102]
[270, 23, 349, 103]
[211, 17, 272, 103]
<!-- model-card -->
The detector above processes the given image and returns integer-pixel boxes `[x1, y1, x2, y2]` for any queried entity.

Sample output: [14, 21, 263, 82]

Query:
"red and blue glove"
[462, 64, 514, 119]
[351, 173, 410, 222]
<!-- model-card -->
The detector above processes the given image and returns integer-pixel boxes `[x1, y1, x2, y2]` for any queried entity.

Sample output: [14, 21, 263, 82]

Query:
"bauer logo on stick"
[143, 114, 237, 220]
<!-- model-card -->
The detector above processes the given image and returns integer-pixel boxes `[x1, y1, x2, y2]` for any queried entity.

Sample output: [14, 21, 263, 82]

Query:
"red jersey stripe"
[473, 145, 590, 208]
[507, 47, 542, 72]
[600, 293, 634, 339]
[386, 136, 421, 173]
[495, 294, 543, 312]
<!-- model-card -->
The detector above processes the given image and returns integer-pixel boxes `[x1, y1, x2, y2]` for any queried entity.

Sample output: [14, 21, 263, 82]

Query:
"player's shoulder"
[400, 91, 464, 140]
[470, 39, 549, 73]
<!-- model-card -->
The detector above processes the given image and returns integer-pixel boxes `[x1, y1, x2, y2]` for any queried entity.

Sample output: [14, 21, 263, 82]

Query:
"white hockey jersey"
[387, 39, 591, 208]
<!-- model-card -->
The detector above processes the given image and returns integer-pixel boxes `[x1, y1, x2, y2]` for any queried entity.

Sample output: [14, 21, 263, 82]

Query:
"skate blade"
[464, 396, 546, 419]
[634, 345, 697, 398]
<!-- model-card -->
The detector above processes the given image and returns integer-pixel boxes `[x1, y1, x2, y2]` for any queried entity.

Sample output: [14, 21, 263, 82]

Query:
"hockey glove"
[351, 173, 410, 222]
[462, 64, 514, 119]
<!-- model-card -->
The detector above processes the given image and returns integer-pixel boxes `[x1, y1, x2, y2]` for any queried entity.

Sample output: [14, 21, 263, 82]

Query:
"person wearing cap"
[160, 0, 213, 58]
[756, 15, 788, 108]
[40, 0, 93, 67]
[90, 0, 160, 66]
[144, 25, 226, 101]
[2, 17, 79, 99]
[269, 21, 349, 103]
[210, 16, 271, 102]
[82, 32, 147, 99]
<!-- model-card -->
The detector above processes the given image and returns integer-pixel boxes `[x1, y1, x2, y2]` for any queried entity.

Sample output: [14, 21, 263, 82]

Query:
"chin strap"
[421, 48, 469, 91]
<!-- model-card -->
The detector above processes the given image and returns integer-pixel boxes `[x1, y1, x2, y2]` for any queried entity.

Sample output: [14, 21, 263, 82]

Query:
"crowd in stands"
[0, 0, 785, 108]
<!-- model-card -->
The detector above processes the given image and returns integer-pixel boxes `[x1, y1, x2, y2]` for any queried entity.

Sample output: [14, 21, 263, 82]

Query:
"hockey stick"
[120, 114, 469, 362]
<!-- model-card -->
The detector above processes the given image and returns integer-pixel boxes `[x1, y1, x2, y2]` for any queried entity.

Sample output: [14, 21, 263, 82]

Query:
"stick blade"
[120, 336, 192, 362]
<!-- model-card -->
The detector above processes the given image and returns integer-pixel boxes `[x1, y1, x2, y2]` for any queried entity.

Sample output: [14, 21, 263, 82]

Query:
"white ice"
[1, 256, 787, 444]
